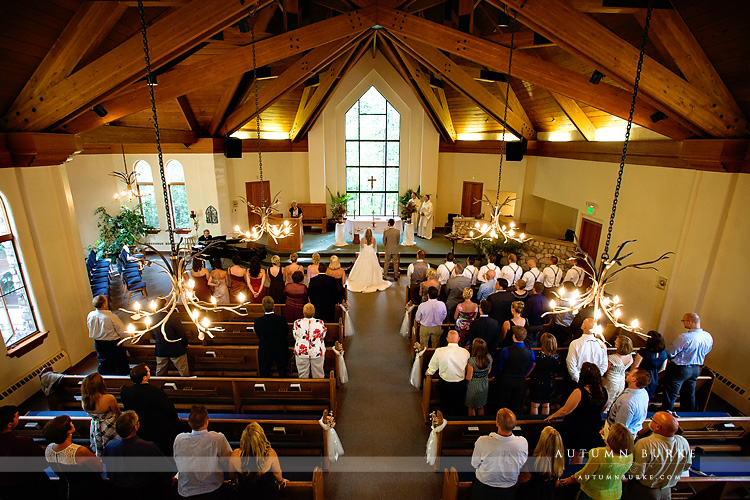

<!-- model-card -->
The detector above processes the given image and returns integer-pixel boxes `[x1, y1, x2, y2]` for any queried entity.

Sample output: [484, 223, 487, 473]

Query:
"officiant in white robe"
[409, 192, 421, 229]
[417, 194, 434, 239]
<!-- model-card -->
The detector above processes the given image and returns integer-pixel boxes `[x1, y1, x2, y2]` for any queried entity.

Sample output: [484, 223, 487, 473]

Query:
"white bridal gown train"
[346, 240, 391, 293]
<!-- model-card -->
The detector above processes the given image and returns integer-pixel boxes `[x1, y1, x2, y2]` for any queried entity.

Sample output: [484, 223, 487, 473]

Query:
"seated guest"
[284, 271, 308, 322]
[187, 258, 212, 302]
[631, 330, 668, 398]
[247, 255, 266, 303]
[436, 252, 457, 285]
[477, 254, 498, 283]
[500, 253, 523, 287]
[529, 333, 559, 416]
[307, 253, 321, 281]
[209, 258, 230, 304]
[516, 426, 565, 499]
[426, 330, 469, 416]
[523, 282, 550, 347]
[420, 268, 441, 302]
[0, 405, 51, 498]
[416, 286, 447, 348]
[471, 408, 528, 499]
[603, 369, 651, 440]
[43, 415, 107, 499]
[152, 299, 190, 376]
[511, 279, 529, 301]
[229, 422, 288, 498]
[558, 422, 634, 500]
[288, 200, 303, 218]
[267, 254, 286, 304]
[103, 411, 173, 500]
[293, 303, 327, 378]
[501, 301, 527, 349]
[87, 294, 129, 375]
[121, 363, 181, 457]
[546, 362, 608, 463]
[326, 255, 347, 304]
[476, 269, 497, 302]
[463, 256, 479, 285]
[487, 278, 514, 328]
[602, 335, 634, 411]
[495, 326, 535, 416]
[407, 250, 430, 304]
[454, 286, 478, 344]
[283, 253, 304, 284]
[197, 229, 212, 244]
[173, 405, 232, 499]
[308, 262, 339, 323]
[228, 254, 250, 303]
[625, 411, 691, 500]
[465, 300, 501, 355]
[256, 296, 290, 378]
[567, 318, 608, 383]
[445, 264, 471, 318]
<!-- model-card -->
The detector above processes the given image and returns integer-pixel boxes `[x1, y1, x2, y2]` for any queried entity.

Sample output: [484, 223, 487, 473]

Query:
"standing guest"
[564, 254, 586, 288]
[454, 287, 478, 344]
[529, 333, 560, 416]
[516, 426, 565, 500]
[417, 194, 434, 239]
[547, 362, 608, 462]
[662, 312, 713, 413]
[409, 191, 421, 229]
[465, 300, 502, 355]
[524, 283, 551, 347]
[416, 286, 447, 348]
[152, 300, 190, 376]
[604, 369, 651, 440]
[266, 255, 286, 304]
[477, 254, 498, 283]
[121, 363, 181, 457]
[625, 411, 692, 500]
[247, 255, 266, 303]
[0, 405, 51, 498]
[488, 279, 514, 330]
[470, 408, 528, 500]
[602, 335, 634, 411]
[558, 423, 634, 500]
[463, 256, 479, 285]
[229, 422, 288, 498]
[43, 415, 106, 498]
[521, 258, 543, 292]
[228, 254, 250, 303]
[445, 264, 471, 319]
[283, 253, 304, 284]
[500, 253, 523, 287]
[284, 270, 308, 322]
[307, 253, 321, 281]
[173, 405, 232, 499]
[103, 411, 174, 500]
[541, 256, 563, 298]
[308, 262, 339, 323]
[476, 269, 497, 302]
[420, 268, 441, 302]
[495, 326, 535, 416]
[288, 200, 303, 218]
[426, 330, 470, 416]
[548, 281, 577, 345]
[511, 279, 529, 301]
[326, 255, 347, 303]
[567, 318, 608, 383]
[255, 296, 290, 377]
[407, 250, 430, 304]
[631, 330, 668, 398]
[87, 295, 130, 375]
[293, 303, 327, 379]
[501, 301, 527, 349]
[382, 218, 401, 280]
[465, 338, 493, 416]
[187, 258, 212, 302]
[81, 372, 121, 457]
[209, 258, 230, 304]
[436, 252, 458, 285]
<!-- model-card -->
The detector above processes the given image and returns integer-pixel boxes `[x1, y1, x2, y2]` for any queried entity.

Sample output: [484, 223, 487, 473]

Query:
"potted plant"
[327, 188, 354, 222]
[90, 205, 152, 259]
[399, 187, 421, 221]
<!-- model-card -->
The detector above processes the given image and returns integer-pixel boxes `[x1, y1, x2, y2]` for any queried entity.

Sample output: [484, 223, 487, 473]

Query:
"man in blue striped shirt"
[662, 313, 713, 413]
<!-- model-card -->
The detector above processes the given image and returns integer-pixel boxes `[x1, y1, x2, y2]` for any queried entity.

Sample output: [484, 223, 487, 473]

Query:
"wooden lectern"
[267, 216, 303, 252]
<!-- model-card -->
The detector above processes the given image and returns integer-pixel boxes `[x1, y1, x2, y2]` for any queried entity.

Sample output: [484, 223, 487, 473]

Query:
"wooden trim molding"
[6, 331, 49, 358]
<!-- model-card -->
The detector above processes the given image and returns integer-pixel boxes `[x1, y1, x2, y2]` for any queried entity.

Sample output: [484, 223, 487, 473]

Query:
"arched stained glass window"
[345, 86, 400, 216]
[166, 160, 189, 229]
[135, 160, 159, 228]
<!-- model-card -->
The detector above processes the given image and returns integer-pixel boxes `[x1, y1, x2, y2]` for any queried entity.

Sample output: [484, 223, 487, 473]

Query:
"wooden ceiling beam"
[9, 2, 127, 113]
[3, 0, 255, 132]
[312, 0, 353, 14]
[177, 96, 201, 134]
[61, 9, 376, 134]
[402, 0, 447, 14]
[486, 0, 748, 137]
[568, 0, 639, 14]
[0, 133, 80, 168]
[483, 31, 554, 49]
[208, 76, 245, 137]
[377, 7, 699, 140]
[78, 125, 198, 145]
[550, 92, 596, 141]
[220, 36, 360, 136]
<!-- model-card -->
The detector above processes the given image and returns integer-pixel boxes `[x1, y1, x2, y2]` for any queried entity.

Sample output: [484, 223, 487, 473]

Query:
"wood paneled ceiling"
[1, 0, 749, 164]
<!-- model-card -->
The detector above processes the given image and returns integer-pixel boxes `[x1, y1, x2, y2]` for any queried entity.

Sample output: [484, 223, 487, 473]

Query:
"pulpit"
[267, 217, 303, 252]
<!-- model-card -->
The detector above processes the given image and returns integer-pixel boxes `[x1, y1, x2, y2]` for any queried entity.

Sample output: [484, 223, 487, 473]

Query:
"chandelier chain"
[495, 9, 517, 207]
[603, 1, 653, 260]
[137, 0, 174, 255]
[250, 9, 265, 209]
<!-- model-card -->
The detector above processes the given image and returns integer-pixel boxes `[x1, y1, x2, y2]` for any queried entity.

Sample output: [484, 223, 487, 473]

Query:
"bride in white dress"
[346, 228, 392, 293]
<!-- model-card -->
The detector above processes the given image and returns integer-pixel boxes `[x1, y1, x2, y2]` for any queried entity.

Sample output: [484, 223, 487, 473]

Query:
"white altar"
[344, 216, 403, 242]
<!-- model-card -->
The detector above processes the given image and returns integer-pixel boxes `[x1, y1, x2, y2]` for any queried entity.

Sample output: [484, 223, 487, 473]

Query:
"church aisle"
[326, 279, 442, 500]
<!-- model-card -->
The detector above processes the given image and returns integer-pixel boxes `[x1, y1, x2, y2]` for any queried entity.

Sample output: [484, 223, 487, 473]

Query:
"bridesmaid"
[187, 258, 212, 302]
[228, 255, 250, 303]
[283, 253, 304, 284]
[209, 258, 230, 304]
[247, 256, 267, 304]
[307, 253, 321, 282]
[267, 254, 286, 304]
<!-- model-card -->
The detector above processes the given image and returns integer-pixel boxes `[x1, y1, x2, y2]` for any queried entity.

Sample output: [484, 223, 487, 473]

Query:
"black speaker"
[506, 139, 527, 161]
[565, 229, 575, 242]
[224, 138, 242, 158]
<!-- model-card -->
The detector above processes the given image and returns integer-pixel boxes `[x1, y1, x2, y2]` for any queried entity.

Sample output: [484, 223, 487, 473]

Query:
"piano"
[194, 237, 267, 263]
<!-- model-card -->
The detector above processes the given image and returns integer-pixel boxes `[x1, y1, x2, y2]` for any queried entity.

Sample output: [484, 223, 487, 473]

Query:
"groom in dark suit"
[382, 218, 401, 280]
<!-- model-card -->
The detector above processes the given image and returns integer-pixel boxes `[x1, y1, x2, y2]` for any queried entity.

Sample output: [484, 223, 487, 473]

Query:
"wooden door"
[579, 218, 602, 261]
[461, 181, 483, 216]
[245, 181, 271, 226]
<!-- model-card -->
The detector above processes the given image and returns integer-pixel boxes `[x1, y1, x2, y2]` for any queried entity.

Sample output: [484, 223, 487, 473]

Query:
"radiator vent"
[707, 365, 750, 415]
[0, 350, 69, 404]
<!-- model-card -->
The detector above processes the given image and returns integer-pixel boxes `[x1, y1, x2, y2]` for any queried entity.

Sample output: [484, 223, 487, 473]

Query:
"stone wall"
[498, 235, 579, 273]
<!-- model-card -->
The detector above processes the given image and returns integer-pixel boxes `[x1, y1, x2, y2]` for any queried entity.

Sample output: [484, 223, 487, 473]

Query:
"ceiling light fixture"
[92, 104, 108, 117]
[650, 111, 668, 123]
[589, 70, 605, 84]
[111, 144, 144, 202]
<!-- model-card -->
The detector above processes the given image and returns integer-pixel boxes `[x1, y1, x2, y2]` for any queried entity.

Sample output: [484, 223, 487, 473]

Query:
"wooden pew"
[296, 203, 327, 233]
[44, 373, 337, 416]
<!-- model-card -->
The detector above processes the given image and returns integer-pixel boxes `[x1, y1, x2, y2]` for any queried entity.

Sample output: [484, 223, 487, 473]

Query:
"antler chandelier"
[111, 145, 144, 202]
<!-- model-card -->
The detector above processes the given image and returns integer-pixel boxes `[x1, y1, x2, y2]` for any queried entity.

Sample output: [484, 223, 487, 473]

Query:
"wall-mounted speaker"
[224, 138, 242, 158]
[506, 139, 527, 161]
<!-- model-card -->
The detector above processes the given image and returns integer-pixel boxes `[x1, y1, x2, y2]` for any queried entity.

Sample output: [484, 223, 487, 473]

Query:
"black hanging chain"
[495, 9, 517, 207]
[250, 8, 265, 210]
[602, 2, 654, 261]
[137, 0, 175, 256]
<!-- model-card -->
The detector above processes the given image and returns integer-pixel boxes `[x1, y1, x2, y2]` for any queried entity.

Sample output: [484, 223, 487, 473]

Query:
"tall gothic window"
[166, 160, 189, 229]
[135, 160, 159, 228]
[345, 86, 400, 216]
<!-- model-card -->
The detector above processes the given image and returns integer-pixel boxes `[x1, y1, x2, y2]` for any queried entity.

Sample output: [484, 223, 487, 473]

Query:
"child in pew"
[229, 422, 288, 499]
[465, 338, 492, 416]
[529, 333, 560, 416]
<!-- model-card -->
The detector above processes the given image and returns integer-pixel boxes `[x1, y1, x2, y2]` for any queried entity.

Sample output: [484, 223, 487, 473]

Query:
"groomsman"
[382, 219, 401, 280]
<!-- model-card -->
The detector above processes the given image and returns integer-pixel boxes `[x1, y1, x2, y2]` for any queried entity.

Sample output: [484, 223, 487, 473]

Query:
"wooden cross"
[367, 175, 376, 189]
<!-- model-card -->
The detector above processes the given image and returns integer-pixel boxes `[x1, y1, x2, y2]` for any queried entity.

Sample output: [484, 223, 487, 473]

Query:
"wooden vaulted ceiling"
[1, 0, 749, 171]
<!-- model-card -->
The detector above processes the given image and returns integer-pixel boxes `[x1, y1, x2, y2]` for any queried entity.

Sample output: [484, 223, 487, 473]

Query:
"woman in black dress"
[230, 422, 287, 499]
[516, 426, 565, 500]
[631, 330, 668, 398]
[529, 332, 559, 416]
[266, 254, 286, 304]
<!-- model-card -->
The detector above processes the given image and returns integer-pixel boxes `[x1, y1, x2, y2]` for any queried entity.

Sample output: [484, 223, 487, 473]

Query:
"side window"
[135, 160, 159, 228]
[166, 160, 189, 229]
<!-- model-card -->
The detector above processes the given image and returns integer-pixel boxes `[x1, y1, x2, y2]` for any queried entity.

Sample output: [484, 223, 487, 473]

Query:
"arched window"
[0, 197, 40, 350]
[166, 160, 189, 229]
[345, 86, 400, 216]
[135, 160, 159, 228]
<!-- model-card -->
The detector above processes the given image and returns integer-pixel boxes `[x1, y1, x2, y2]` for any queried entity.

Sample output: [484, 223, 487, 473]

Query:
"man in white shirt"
[499, 253, 523, 287]
[462, 256, 479, 285]
[567, 318, 608, 382]
[426, 330, 470, 415]
[471, 408, 528, 499]
[564, 254, 586, 288]
[436, 252, 457, 285]
[87, 294, 130, 375]
[521, 258, 543, 291]
[477, 254, 498, 283]
[541, 256, 563, 297]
